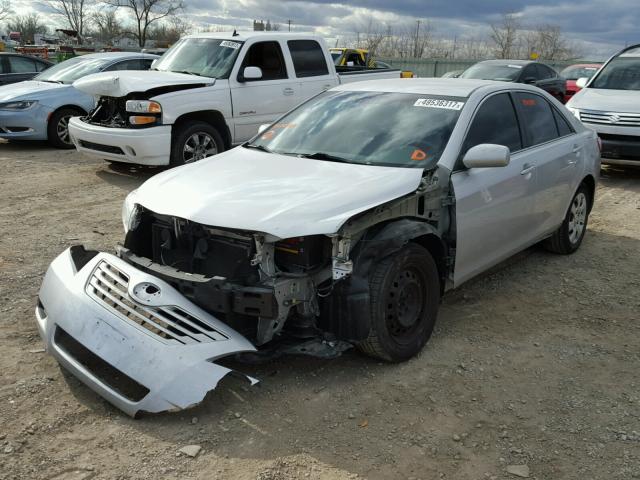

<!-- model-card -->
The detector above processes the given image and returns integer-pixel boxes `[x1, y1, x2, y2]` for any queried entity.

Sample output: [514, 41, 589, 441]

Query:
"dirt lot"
[0, 139, 639, 480]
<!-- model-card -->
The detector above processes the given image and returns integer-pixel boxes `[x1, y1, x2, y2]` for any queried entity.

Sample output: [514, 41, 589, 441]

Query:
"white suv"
[567, 44, 640, 167]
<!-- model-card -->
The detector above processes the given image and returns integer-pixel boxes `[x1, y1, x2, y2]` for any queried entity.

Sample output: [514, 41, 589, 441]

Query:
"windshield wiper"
[243, 143, 272, 153]
[295, 152, 352, 163]
[173, 70, 203, 77]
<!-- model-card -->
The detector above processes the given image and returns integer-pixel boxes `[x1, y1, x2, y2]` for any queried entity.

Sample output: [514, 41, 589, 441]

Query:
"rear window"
[461, 63, 522, 81]
[288, 40, 329, 77]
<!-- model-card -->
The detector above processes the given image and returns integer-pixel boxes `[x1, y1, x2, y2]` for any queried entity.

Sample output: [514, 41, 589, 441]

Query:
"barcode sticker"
[220, 41, 241, 49]
[414, 98, 465, 110]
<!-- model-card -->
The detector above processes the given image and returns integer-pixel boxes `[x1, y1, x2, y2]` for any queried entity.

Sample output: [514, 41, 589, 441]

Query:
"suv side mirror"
[523, 77, 537, 85]
[576, 77, 588, 88]
[242, 66, 263, 81]
[463, 144, 510, 169]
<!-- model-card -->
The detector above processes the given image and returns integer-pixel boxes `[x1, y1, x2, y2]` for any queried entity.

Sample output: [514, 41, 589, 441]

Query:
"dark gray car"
[0, 53, 53, 86]
[461, 59, 567, 102]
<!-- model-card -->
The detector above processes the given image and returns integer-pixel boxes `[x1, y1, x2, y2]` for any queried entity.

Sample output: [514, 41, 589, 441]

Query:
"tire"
[357, 243, 440, 362]
[170, 121, 225, 167]
[47, 108, 79, 149]
[544, 184, 591, 254]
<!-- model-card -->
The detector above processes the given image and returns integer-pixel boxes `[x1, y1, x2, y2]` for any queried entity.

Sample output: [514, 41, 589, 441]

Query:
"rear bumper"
[69, 117, 172, 165]
[36, 247, 257, 417]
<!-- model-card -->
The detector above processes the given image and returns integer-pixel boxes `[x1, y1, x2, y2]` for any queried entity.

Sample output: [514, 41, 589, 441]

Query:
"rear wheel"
[544, 184, 591, 254]
[357, 243, 440, 362]
[170, 121, 225, 167]
[47, 108, 79, 149]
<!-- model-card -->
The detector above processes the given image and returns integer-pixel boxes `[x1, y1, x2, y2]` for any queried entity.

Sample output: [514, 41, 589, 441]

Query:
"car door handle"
[520, 164, 536, 175]
[572, 144, 581, 154]
[283, 87, 295, 96]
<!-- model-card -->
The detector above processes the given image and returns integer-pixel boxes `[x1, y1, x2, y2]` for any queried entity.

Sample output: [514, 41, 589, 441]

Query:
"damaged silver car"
[36, 79, 600, 416]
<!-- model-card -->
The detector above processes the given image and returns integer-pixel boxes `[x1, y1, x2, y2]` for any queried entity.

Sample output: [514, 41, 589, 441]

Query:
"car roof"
[477, 59, 532, 66]
[0, 52, 53, 63]
[184, 31, 324, 42]
[72, 51, 159, 60]
[334, 78, 533, 97]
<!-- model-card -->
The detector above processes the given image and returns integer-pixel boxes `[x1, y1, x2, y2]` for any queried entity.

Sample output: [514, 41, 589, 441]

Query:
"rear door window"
[241, 41, 288, 81]
[459, 93, 522, 168]
[9, 56, 37, 73]
[553, 108, 574, 137]
[535, 64, 555, 79]
[288, 40, 330, 77]
[514, 92, 559, 146]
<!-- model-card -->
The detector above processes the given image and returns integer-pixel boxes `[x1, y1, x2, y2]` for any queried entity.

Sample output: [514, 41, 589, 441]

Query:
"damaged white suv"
[35, 79, 600, 417]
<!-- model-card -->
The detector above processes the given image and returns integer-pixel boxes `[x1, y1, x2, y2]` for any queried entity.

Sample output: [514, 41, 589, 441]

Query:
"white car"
[36, 79, 599, 417]
[567, 43, 640, 167]
[67, 32, 408, 167]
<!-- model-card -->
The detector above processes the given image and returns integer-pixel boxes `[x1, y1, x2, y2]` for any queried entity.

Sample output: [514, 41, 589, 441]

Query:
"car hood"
[73, 70, 214, 97]
[0, 80, 69, 102]
[568, 88, 640, 113]
[135, 147, 424, 238]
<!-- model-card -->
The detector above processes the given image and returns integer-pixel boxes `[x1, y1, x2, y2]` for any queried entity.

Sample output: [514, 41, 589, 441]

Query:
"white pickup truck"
[68, 32, 409, 166]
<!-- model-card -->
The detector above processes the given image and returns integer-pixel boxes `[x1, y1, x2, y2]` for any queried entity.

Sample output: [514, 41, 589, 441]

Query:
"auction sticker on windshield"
[414, 98, 465, 110]
[220, 41, 241, 49]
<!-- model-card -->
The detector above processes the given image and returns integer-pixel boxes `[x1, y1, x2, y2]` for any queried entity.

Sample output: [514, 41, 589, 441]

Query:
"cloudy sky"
[8, 0, 639, 58]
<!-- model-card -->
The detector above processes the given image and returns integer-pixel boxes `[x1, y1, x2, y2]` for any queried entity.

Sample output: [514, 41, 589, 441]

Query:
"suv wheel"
[357, 243, 440, 362]
[171, 121, 225, 167]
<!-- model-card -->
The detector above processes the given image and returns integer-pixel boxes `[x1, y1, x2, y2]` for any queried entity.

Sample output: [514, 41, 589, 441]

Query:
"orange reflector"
[129, 115, 157, 125]
[148, 102, 162, 113]
[411, 149, 427, 161]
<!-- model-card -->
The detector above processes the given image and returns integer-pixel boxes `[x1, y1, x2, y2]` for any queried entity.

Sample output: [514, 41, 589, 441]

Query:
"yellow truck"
[330, 48, 413, 77]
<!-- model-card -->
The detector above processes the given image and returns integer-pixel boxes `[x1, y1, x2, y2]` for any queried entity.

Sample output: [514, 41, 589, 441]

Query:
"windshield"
[461, 63, 522, 81]
[560, 65, 600, 80]
[34, 56, 113, 84]
[152, 38, 243, 78]
[248, 90, 464, 168]
[590, 57, 640, 90]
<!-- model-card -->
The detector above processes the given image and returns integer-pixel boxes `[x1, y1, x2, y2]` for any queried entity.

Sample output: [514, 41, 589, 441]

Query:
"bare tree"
[6, 13, 49, 43]
[103, 0, 184, 48]
[0, 0, 11, 22]
[41, 0, 90, 41]
[93, 8, 122, 44]
[149, 15, 191, 45]
[490, 13, 520, 59]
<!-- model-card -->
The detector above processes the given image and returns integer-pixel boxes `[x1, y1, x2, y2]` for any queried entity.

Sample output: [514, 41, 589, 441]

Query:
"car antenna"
[232, 29, 239, 37]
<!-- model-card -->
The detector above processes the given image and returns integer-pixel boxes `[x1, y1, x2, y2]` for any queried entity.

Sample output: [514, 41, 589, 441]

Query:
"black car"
[460, 59, 566, 102]
[0, 53, 53, 86]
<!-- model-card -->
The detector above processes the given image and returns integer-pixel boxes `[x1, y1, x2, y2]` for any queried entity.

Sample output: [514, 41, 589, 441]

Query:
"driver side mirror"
[523, 77, 537, 85]
[576, 77, 588, 88]
[463, 144, 510, 169]
[242, 66, 263, 81]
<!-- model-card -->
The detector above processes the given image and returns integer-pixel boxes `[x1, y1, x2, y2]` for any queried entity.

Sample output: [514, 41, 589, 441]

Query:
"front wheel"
[544, 184, 591, 254]
[357, 243, 440, 362]
[170, 121, 225, 167]
[47, 108, 79, 149]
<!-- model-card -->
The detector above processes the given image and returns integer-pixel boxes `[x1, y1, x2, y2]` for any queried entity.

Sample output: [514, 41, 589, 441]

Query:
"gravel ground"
[0, 140, 639, 480]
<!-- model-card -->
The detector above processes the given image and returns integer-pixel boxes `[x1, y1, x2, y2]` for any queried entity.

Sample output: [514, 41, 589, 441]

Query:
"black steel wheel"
[357, 243, 440, 362]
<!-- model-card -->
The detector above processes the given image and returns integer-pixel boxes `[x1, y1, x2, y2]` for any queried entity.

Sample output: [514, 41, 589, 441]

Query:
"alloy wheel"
[182, 132, 218, 163]
[568, 192, 587, 244]
[57, 115, 72, 145]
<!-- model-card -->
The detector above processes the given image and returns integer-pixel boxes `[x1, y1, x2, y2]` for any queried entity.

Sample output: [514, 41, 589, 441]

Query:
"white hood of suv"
[569, 87, 640, 113]
[73, 70, 213, 97]
[134, 147, 424, 238]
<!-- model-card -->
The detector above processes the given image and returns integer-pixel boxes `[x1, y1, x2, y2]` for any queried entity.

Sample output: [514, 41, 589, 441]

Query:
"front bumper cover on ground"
[35, 247, 258, 417]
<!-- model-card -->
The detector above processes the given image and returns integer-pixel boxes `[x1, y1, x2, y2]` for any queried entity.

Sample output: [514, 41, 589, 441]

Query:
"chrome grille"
[86, 261, 227, 344]
[580, 110, 640, 127]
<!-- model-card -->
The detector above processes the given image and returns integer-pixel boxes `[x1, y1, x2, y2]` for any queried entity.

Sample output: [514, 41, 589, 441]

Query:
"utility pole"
[287, 19, 292, 32]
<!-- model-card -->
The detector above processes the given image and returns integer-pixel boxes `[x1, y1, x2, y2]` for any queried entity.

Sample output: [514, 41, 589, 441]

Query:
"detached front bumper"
[36, 247, 257, 417]
[68, 117, 172, 165]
